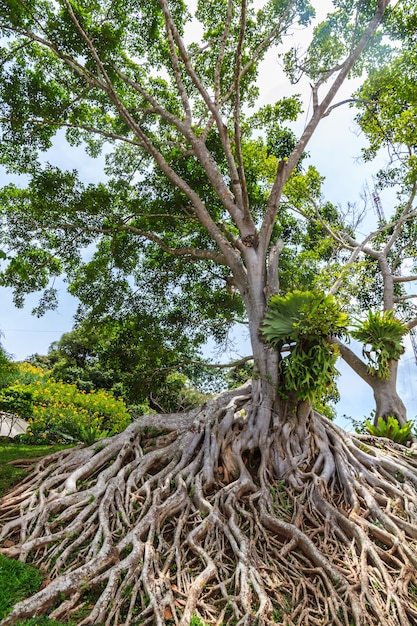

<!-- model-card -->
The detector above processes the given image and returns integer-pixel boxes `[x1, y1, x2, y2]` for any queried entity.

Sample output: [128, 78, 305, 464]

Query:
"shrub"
[9, 363, 131, 444]
[0, 385, 34, 418]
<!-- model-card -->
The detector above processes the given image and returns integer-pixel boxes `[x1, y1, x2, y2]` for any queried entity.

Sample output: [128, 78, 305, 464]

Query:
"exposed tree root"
[2, 382, 417, 625]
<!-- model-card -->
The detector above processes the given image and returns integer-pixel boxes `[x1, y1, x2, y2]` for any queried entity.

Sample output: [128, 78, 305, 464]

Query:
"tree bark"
[371, 361, 407, 426]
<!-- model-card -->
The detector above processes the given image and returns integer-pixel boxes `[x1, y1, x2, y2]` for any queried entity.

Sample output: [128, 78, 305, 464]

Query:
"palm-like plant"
[365, 415, 413, 445]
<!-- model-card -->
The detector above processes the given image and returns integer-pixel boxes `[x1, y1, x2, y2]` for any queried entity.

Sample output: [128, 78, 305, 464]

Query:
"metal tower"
[410, 328, 417, 366]
[366, 181, 385, 221]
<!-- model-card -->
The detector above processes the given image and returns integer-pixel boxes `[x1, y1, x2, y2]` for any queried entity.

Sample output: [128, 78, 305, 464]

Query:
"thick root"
[1, 383, 417, 625]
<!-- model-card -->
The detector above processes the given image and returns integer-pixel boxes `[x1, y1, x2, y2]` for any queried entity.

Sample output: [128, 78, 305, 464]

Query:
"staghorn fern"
[261, 290, 348, 347]
[351, 310, 408, 379]
[262, 290, 318, 347]
[261, 290, 348, 403]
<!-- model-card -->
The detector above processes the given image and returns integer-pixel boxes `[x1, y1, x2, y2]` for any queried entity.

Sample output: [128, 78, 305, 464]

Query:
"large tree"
[2, 2, 417, 625]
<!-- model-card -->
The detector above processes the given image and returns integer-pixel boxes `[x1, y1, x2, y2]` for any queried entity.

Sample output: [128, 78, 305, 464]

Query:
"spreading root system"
[1, 383, 417, 625]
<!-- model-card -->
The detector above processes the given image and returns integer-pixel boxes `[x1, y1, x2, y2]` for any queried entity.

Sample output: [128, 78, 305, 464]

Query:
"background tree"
[38, 315, 215, 413]
[0, 335, 15, 386]
[305, 17, 417, 426]
[4, 2, 417, 625]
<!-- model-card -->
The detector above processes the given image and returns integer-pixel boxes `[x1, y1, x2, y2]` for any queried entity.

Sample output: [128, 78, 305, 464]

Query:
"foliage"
[355, 42, 417, 169]
[148, 372, 211, 414]
[262, 290, 348, 402]
[9, 363, 131, 444]
[226, 361, 254, 390]
[0, 0, 384, 366]
[189, 616, 208, 626]
[0, 554, 42, 620]
[262, 290, 348, 346]
[365, 415, 414, 445]
[311, 398, 336, 421]
[41, 318, 218, 412]
[0, 339, 17, 387]
[0, 385, 34, 418]
[351, 310, 408, 379]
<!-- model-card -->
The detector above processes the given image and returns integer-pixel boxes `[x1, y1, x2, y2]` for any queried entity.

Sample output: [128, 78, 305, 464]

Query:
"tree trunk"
[335, 338, 408, 426]
[235, 249, 318, 486]
[237, 247, 281, 451]
[371, 361, 407, 426]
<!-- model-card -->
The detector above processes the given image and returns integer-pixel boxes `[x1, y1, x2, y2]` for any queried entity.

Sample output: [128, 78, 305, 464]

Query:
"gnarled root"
[1, 383, 417, 625]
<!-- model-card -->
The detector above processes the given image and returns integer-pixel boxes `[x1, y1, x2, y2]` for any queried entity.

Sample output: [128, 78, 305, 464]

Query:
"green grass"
[9, 617, 75, 625]
[0, 551, 75, 625]
[0, 553, 43, 620]
[0, 442, 73, 497]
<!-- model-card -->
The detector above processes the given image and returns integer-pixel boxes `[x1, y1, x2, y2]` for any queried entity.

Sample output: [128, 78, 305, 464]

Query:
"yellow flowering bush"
[12, 363, 131, 444]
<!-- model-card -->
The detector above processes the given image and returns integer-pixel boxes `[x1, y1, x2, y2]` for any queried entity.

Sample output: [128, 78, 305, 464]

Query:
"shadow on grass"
[0, 441, 73, 497]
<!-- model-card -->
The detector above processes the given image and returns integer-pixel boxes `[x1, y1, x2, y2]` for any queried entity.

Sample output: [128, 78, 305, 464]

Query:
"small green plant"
[61, 419, 110, 445]
[190, 615, 208, 626]
[365, 415, 413, 444]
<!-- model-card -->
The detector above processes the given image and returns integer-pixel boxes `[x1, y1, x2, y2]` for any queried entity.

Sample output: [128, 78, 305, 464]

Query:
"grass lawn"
[0, 554, 76, 626]
[0, 553, 43, 620]
[0, 441, 73, 497]
[0, 441, 76, 625]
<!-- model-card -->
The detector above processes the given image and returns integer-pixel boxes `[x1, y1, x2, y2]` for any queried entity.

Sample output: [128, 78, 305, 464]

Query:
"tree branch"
[260, 0, 391, 250]
[162, 8, 192, 123]
[182, 355, 253, 370]
[60, 222, 229, 265]
[233, 0, 250, 217]
[214, 0, 233, 104]
[331, 337, 373, 387]
[265, 238, 284, 299]
[393, 294, 417, 303]
[323, 97, 372, 117]
[406, 318, 417, 331]
[382, 184, 417, 257]
[158, 0, 256, 237]
[393, 275, 417, 283]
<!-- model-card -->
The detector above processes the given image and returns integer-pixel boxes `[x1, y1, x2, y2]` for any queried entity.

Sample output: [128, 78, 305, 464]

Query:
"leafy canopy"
[0, 0, 397, 411]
